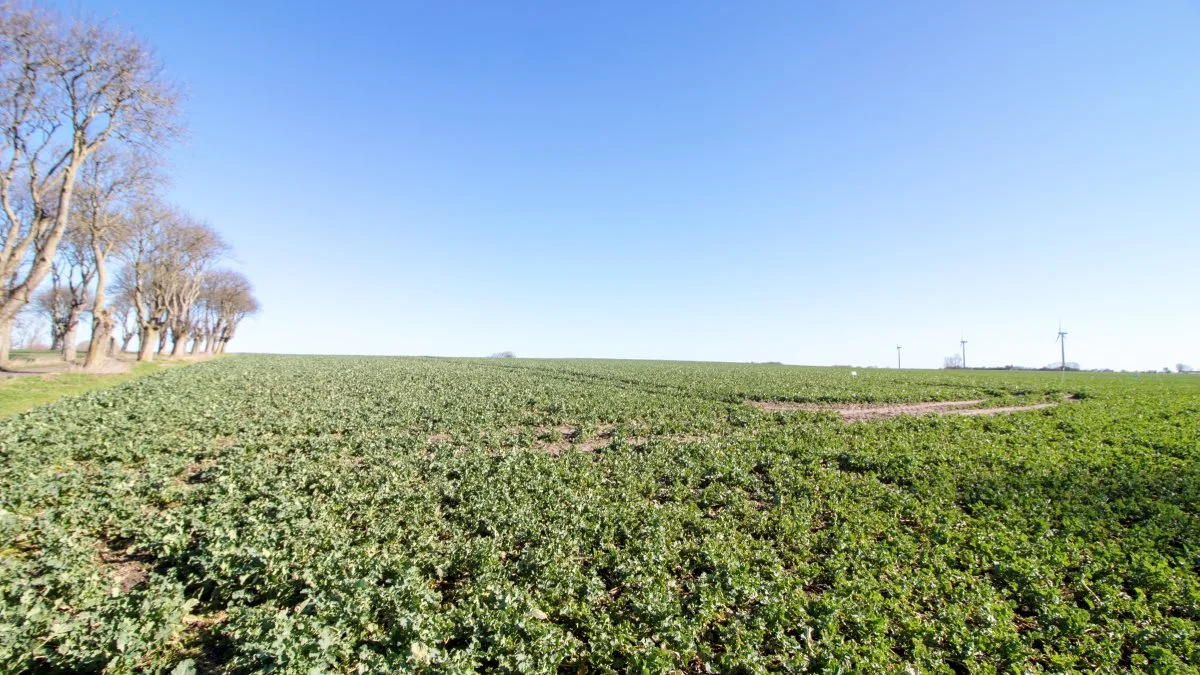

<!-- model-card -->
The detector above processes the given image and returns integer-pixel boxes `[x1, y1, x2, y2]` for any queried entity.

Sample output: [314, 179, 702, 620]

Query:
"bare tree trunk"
[138, 326, 157, 362]
[0, 317, 12, 367]
[85, 251, 112, 371]
[207, 322, 223, 353]
[51, 334, 64, 351]
[62, 324, 79, 363]
[189, 335, 202, 355]
[157, 328, 169, 354]
[61, 305, 86, 362]
[121, 332, 135, 353]
[85, 307, 113, 369]
[170, 328, 187, 357]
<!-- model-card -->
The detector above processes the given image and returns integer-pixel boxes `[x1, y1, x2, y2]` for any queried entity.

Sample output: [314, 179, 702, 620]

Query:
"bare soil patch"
[539, 426, 716, 454]
[96, 540, 152, 593]
[949, 402, 1061, 416]
[184, 459, 219, 485]
[0, 367, 62, 378]
[179, 611, 233, 673]
[748, 398, 1068, 422]
[76, 359, 136, 375]
[542, 426, 613, 454]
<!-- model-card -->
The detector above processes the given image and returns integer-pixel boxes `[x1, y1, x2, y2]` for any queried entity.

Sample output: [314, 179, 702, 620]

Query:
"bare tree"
[48, 225, 95, 361]
[115, 199, 168, 361]
[191, 273, 221, 354]
[198, 269, 257, 354]
[74, 147, 155, 368]
[162, 220, 225, 356]
[110, 288, 135, 353]
[193, 269, 248, 354]
[188, 320, 203, 355]
[0, 3, 180, 365]
[10, 303, 41, 349]
[32, 285, 69, 349]
[117, 203, 225, 361]
[943, 354, 962, 369]
[214, 291, 256, 353]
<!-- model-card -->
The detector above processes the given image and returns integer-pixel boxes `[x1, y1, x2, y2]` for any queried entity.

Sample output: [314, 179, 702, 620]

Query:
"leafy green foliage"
[1, 357, 1198, 672]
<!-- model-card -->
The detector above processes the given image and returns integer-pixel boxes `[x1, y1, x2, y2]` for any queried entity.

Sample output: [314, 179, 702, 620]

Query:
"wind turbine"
[960, 333, 967, 369]
[1055, 321, 1068, 371]
[896, 344, 902, 369]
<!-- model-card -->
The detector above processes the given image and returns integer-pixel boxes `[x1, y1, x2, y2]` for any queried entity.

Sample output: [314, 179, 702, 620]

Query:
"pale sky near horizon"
[53, 1, 1199, 370]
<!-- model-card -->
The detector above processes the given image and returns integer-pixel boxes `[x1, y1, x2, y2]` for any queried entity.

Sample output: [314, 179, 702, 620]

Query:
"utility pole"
[960, 335, 967, 369]
[896, 344, 902, 369]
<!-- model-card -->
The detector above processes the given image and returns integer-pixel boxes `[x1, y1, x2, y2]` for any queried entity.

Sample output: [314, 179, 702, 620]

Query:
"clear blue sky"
[63, 1, 1198, 370]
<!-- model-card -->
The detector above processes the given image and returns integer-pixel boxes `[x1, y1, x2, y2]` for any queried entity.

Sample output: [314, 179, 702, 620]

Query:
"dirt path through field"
[748, 397, 1067, 421]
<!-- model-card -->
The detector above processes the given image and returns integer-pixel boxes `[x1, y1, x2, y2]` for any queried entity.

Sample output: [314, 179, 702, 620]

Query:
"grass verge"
[0, 361, 167, 419]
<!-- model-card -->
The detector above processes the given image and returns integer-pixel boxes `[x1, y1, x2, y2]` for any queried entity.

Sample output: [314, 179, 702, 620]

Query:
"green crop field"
[2, 356, 1198, 673]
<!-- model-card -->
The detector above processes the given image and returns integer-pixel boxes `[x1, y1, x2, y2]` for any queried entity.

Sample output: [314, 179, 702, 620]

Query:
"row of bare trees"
[1, 2, 257, 369]
[115, 200, 257, 361]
